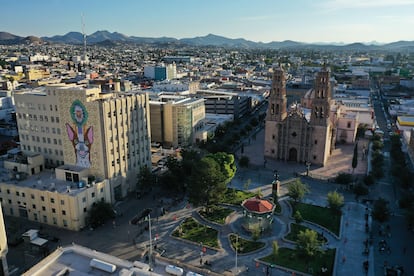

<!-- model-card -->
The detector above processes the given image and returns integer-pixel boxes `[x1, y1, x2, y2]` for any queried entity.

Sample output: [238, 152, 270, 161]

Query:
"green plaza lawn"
[285, 223, 328, 244]
[261, 247, 335, 275]
[229, 233, 265, 254]
[199, 205, 233, 225]
[291, 202, 341, 236]
[222, 188, 257, 205]
[172, 217, 219, 248]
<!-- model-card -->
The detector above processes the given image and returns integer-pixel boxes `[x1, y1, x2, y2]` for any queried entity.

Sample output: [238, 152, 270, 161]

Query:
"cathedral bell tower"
[310, 68, 331, 126]
[267, 67, 287, 122]
[310, 67, 333, 166]
[264, 67, 287, 159]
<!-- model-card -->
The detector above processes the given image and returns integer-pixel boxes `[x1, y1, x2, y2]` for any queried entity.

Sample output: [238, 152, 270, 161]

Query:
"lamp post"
[234, 234, 238, 275]
[305, 161, 311, 176]
[148, 214, 153, 270]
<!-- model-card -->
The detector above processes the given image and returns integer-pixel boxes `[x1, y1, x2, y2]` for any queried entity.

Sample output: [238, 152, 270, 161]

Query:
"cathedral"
[264, 67, 336, 166]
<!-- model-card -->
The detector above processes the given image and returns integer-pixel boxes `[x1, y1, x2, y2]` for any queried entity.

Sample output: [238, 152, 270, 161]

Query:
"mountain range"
[1, 30, 413, 51]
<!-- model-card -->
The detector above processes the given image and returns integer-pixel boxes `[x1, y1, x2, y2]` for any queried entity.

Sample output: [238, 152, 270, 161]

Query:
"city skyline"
[1, 0, 414, 43]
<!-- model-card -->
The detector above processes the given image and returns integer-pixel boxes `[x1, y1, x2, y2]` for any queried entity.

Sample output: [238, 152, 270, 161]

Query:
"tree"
[250, 223, 261, 241]
[239, 155, 250, 168]
[187, 157, 227, 207]
[272, 240, 279, 258]
[296, 229, 322, 258]
[327, 191, 344, 211]
[287, 179, 309, 202]
[335, 173, 353, 185]
[137, 166, 155, 193]
[363, 174, 375, 186]
[206, 152, 236, 184]
[88, 201, 115, 228]
[294, 210, 303, 224]
[353, 184, 369, 196]
[372, 197, 391, 223]
[352, 142, 358, 173]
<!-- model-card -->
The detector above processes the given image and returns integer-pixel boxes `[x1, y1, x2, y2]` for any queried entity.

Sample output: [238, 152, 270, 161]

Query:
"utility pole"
[148, 214, 153, 270]
[234, 234, 238, 275]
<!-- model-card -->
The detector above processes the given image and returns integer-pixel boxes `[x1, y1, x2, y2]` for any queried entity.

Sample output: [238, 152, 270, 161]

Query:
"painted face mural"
[66, 100, 93, 168]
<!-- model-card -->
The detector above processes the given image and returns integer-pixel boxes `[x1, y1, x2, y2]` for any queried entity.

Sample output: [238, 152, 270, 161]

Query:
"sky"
[1, 0, 414, 43]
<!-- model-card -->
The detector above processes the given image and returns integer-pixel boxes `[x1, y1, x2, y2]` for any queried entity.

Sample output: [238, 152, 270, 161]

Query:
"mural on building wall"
[66, 100, 94, 168]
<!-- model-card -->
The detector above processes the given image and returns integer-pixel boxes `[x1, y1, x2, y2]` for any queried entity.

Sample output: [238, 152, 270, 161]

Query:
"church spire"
[310, 67, 331, 126]
[266, 67, 287, 122]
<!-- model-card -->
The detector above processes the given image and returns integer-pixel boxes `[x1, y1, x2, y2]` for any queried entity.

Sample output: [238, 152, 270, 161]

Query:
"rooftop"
[23, 243, 162, 276]
[242, 197, 275, 214]
[0, 165, 95, 196]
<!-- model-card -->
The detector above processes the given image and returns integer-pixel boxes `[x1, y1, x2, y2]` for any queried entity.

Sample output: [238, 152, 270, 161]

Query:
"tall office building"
[0, 206, 9, 276]
[149, 96, 205, 147]
[13, 84, 151, 201]
[144, 64, 177, 81]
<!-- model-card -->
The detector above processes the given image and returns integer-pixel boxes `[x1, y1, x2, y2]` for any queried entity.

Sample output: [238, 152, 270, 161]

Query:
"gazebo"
[241, 196, 275, 233]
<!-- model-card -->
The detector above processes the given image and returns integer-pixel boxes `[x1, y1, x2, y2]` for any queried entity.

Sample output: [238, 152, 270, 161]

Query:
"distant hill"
[0, 32, 43, 45]
[0, 30, 412, 51]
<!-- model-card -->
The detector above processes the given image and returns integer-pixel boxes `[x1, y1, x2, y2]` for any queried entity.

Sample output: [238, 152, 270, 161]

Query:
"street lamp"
[305, 161, 311, 176]
[148, 214, 153, 270]
[234, 234, 239, 275]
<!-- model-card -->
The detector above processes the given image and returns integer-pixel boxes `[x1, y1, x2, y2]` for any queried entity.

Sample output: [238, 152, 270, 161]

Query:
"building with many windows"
[0, 204, 9, 275]
[13, 84, 151, 201]
[149, 95, 205, 147]
[0, 161, 110, 231]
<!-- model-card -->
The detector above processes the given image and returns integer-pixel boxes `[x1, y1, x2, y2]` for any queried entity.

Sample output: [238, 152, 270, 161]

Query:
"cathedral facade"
[264, 67, 336, 166]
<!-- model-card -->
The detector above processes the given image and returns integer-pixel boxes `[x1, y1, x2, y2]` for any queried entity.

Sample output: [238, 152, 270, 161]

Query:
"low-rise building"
[0, 155, 111, 231]
[23, 243, 161, 276]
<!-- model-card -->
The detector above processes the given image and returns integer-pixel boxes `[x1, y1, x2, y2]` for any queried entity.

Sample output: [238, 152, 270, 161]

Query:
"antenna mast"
[81, 13, 87, 60]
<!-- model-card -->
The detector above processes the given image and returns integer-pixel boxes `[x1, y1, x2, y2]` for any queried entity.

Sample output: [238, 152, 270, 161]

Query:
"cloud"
[319, 0, 414, 11]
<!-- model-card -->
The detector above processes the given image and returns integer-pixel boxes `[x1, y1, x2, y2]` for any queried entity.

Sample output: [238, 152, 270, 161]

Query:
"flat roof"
[398, 116, 414, 126]
[23, 244, 163, 276]
[0, 167, 91, 196]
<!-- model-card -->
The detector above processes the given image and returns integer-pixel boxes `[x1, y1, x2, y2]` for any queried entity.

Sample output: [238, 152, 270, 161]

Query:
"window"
[84, 207, 87, 213]
[52, 208, 56, 213]
[50, 198, 55, 203]
[347, 122, 351, 128]
[56, 117, 59, 123]
[16, 191, 19, 196]
[32, 204, 36, 209]
[8, 199, 12, 204]
[82, 197, 86, 202]
[60, 200, 64, 205]
[31, 194, 35, 199]
[53, 217, 57, 225]
[7, 189, 10, 194]
[62, 210, 66, 215]
[314, 140, 318, 145]
[43, 216, 47, 223]
[41, 196, 45, 201]
[42, 206, 46, 211]
[91, 192, 95, 198]
[34, 213, 38, 221]
[63, 219, 68, 227]
[22, 192, 25, 197]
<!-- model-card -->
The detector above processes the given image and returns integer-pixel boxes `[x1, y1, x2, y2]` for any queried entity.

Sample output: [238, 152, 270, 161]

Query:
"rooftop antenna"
[81, 13, 87, 60]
